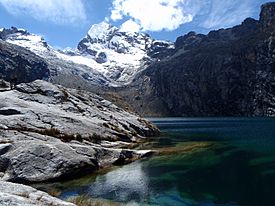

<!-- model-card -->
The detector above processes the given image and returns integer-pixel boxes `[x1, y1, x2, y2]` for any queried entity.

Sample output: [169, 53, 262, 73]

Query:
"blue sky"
[0, 0, 271, 48]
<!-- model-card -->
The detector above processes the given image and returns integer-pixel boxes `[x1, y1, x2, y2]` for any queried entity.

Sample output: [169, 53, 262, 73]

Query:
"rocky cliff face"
[116, 2, 275, 117]
[0, 40, 49, 84]
[260, 2, 275, 31]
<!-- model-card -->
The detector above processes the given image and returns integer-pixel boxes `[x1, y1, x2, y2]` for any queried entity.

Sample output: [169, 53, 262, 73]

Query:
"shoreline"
[0, 80, 159, 205]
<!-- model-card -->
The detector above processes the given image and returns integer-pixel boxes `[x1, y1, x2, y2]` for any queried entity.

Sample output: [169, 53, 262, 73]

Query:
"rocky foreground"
[0, 80, 158, 205]
[0, 180, 75, 206]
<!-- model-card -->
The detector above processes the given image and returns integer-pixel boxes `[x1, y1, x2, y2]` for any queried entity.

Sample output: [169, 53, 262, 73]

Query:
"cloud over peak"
[110, 0, 196, 32]
[0, 0, 87, 25]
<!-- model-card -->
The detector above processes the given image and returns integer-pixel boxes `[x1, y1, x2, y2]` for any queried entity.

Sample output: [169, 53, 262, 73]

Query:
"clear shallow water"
[54, 118, 275, 206]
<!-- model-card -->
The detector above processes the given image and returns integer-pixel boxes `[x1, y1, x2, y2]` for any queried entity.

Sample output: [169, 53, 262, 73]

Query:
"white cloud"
[120, 19, 141, 32]
[0, 0, 87, 25]
[110, 0, 196, 32]
[110, 0, 261, 33]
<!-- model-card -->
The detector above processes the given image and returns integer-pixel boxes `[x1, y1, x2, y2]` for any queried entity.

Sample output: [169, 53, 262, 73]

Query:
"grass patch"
[68, 195, 121, 206]
[61, 88, 69, 101]
[39, 128, 76, 142]
[6, 126, 83, 143]
[89, 133, 103, 144]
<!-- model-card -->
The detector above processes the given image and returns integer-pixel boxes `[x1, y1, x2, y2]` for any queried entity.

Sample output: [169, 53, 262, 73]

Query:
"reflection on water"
[86, 162, 149, 203]
[56, 118, 275, 206]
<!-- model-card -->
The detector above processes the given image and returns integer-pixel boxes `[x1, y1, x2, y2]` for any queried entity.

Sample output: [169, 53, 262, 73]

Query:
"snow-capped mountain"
[0, 27, 50, 54]
[77, 22, 153, 82]
[0, 23, 174, 86]
[0, 27, 111, 86]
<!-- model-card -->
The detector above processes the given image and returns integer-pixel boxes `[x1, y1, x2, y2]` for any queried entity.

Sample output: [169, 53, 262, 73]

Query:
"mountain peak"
[0, 27, 49, 53]
[260, 2, 275, 30]
[0, 27, 29, 39]
[87, 21, 118, 41]
[78, 21, 154, 57]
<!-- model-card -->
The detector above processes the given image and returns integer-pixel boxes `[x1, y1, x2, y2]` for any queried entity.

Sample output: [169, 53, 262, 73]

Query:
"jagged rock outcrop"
[0, 80, 157, 183]
[148, 40, 175, 59]
[175, 31, 205, 50]
[0, 40, 49, 84]
[260, 2, 275, 31]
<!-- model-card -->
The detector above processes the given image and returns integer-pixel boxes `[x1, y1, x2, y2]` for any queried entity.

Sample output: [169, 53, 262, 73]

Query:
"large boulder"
[0, 130, 149, 183]
[0, 80, 157, 183]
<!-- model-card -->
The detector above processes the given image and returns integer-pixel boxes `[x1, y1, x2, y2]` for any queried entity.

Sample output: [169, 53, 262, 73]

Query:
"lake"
[51, 118, 275, 205]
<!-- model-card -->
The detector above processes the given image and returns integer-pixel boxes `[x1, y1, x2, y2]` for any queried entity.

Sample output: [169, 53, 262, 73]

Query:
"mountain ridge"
[0, 22, 173, 87]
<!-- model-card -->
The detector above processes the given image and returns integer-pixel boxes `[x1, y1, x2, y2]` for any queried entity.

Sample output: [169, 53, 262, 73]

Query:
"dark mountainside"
[107, 2, 275, 117]
[0, 40, 49, 83]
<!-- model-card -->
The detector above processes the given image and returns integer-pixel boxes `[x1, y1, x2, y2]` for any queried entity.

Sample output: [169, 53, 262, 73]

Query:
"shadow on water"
[37, 118, 275, 206]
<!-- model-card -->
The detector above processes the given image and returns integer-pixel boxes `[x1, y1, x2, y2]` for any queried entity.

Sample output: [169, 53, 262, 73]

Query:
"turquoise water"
[57, 118, 275, 206]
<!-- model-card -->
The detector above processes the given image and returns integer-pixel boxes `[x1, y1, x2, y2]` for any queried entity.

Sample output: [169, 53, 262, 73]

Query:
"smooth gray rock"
[0, 180, 75, 206]
[0, 80, 157, 183]
[0, 80, 158, 140]
[0, 131, 150, 183]
[3, 140, 98, 182]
